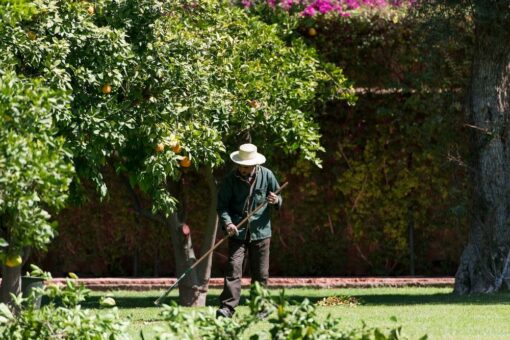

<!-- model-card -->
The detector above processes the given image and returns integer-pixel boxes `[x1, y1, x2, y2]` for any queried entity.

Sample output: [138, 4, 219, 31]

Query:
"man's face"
[238, 165, 255, 178]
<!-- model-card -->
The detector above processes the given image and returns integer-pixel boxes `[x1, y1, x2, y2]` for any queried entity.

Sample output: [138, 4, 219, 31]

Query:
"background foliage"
[0, 1, 473, 277]
[1, 0, 352, 277]
[252, 2, 472, 276]
[27, 3, 474, 278]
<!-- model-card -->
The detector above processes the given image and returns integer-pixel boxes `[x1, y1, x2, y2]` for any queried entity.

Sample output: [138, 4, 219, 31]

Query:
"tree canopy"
[0, 0, 353, 302]
[1, 0, 353, 214]
[0, 1, 74, 259]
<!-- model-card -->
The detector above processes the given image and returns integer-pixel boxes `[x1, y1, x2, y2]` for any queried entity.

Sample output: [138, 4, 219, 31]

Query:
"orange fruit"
[5, 255, 22, 268]
[27, 31, 37, 41]
[249, 100, 260, 109]
[180, 156, 191, 168]
[87, 5, 95, 15]
[308, 27, 317, 37]
[171, 144, 182, 154]
[101, 84, 112, 94]
[155, 143, 165, 153]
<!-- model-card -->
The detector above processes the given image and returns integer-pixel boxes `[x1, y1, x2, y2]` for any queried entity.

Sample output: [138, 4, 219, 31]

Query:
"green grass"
[83, 287, 510, 339]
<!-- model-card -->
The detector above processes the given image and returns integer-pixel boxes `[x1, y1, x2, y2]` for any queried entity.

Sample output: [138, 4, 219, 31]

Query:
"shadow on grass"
[81, 293, 221, 309]
[80, 289, 510, 309]
[282, 291, 510, 306]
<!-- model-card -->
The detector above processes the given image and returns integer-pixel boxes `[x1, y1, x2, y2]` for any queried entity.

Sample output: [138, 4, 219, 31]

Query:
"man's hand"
[267, 192, 279, 205]
[226, 223, 239, 237]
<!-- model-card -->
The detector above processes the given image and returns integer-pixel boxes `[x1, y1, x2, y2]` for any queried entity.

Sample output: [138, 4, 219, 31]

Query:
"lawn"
[82, 287, 510, 339]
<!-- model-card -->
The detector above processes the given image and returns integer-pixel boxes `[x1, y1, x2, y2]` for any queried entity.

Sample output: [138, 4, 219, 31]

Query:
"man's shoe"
[216, 307, 233, 319]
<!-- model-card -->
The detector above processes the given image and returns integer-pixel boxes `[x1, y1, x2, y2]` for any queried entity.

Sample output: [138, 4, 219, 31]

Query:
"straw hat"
[230, 143, 266, 166]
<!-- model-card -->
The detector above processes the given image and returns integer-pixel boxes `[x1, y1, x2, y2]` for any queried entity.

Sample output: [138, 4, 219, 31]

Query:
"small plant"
[0, 273, 129, 339]
[99, 295, 117, 308]
[43, 276, 90, 309]
[155, 282, 279, 339]
[156, 303, 259, 339]
[266, 289, 344, 339]
[24, 264, 52, 280]
[156, 282, 422, 339]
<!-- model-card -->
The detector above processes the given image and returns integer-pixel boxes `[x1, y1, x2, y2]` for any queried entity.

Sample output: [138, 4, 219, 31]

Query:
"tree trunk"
[196, 166, 219, 295]
[0, 264, 21, 307]
[0, 215, 21, 307]
[166, 167, 219, 306]
[455, 6, 510, 294]
[167, 212, 203, 306]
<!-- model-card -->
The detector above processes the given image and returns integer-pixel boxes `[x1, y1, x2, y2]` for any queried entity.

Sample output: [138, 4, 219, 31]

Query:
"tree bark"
[455, 4, 510, 294]
[0, 215, 21, 307]
[196, 166, 219, 295]
[0, 264, 21, 307]
[167, 212, 203, 306]
[166, 167, 219, 306]
[121, 169, 217, 306]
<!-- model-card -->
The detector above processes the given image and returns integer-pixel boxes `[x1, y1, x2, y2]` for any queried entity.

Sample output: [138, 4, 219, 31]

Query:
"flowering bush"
[238, 0, 416, 17]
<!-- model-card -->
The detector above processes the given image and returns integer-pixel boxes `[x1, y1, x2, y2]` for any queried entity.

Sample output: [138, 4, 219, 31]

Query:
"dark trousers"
[219, 237, 270, 312]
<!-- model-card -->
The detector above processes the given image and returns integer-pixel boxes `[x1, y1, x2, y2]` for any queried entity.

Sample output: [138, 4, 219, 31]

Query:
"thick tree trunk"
[0, 264, 21, 307]
[196, 166, 219, 294]
[167, 167, 219, 306]
[455, 8, 510, 294]
[167, 213, 203, 306]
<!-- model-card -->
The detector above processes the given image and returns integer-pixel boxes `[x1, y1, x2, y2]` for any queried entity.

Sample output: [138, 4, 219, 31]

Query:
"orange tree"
[1, 0, 354, 305]
[0, 0, 132, 304]
[100, 0, 353, 305]
[0, 73, 74, 305]
[0, 2, 74, 304]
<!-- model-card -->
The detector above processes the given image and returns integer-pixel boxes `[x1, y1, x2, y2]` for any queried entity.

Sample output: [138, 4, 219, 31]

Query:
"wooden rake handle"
[154, 181, 288, 305]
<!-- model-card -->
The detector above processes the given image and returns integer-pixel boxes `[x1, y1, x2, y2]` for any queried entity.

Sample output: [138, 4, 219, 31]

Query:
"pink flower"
[344, 0, 361, 9]
[239, 0, 416, 17]
[362, 0, 388, 6]
[280, 0, 295, 10]
[315, 0, 335, 14]
[301, 5, 317, 16]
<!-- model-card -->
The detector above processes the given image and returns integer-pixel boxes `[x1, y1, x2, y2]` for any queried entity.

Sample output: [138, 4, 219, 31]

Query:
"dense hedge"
[34, 6, 473, 277]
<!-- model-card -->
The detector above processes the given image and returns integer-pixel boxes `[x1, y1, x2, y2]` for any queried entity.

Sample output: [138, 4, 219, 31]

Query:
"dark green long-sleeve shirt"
[217, 165, 282, 241]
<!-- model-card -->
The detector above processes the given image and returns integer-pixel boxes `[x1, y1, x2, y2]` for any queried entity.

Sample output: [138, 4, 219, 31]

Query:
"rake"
[154, 181, 288, 305]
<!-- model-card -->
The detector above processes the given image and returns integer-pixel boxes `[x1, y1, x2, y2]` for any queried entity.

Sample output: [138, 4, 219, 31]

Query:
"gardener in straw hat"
[216, 143, 282, 319]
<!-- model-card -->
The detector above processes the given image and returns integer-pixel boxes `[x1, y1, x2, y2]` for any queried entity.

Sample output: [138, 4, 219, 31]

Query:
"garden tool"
[154, 181, 288, 305]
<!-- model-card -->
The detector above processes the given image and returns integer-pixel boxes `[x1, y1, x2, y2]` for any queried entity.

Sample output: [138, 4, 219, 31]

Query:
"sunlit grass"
[83, 287, 510, 339]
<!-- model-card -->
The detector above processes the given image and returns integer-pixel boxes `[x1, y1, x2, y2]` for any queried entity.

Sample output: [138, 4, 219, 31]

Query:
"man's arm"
[267, 171, 282, 208]
[217, 176, 238, 236]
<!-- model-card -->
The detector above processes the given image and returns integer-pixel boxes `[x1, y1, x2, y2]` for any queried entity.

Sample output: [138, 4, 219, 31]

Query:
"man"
[216, 143, 282, 318]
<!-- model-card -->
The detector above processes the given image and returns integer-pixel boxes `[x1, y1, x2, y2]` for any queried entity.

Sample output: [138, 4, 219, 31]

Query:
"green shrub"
[0, 273, 129, 339]
[155, 282, 419, 339]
